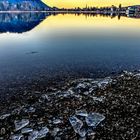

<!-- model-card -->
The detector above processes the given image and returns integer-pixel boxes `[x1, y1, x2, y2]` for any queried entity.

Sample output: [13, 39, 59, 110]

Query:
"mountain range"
[0, 0, 51, 11]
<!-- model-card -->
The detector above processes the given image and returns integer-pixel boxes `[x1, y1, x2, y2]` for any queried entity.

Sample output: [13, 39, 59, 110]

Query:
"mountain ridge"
[0, 0, 52, 11]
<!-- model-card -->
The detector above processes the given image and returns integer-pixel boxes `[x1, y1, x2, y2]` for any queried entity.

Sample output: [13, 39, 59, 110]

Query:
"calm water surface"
[0, 13, 140, 85]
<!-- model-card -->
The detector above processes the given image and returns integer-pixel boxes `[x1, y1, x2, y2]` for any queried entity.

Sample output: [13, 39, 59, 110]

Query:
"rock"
[53, 118, 62, 125]
[40, 94, 50, 102]
[54, 137, 61, 140]
[51, 128, 60, 136]
[24, 107, 36, 113]
[0, 114, 10, 120]
[0, 128, 6, 135]
[91, 96, 105, 102]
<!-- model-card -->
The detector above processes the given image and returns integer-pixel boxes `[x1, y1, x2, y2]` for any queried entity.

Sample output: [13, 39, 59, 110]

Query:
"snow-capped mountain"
[0, 0, 51, 11]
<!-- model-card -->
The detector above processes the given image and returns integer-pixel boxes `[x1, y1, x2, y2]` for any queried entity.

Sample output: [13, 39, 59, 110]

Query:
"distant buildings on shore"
[58, 5, 140, 14]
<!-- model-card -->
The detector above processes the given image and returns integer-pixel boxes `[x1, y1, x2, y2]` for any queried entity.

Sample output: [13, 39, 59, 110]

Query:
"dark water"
[0, 12, 140, 88]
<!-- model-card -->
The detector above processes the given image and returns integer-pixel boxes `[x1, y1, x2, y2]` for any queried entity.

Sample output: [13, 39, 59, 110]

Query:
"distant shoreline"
[0, 10, 125, 13]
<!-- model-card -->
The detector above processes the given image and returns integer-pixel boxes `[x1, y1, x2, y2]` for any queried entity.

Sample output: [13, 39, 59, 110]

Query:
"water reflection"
[0, 12, 140, 34]
[0, 12, 51, 33]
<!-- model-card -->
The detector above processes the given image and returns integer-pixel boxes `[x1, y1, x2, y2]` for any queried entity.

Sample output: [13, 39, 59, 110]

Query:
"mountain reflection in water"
[0, 12, 140, 34]
[0, 12, 51, 33]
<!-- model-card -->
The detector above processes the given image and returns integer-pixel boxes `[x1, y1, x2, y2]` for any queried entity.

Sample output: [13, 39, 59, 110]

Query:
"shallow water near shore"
[0, 12, 140, 94]
[0, 12, 140, 140]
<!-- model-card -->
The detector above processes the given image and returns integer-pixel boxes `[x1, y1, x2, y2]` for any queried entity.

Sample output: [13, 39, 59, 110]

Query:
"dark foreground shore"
[0, 71, 140, 140]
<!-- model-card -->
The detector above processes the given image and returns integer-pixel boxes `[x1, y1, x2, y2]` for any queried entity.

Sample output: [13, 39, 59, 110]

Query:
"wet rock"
[85, 113, 105, 128]
[12, 107, 23, 115]
[51, 128, 60, 136]
[54, 137, 61, 140]
[40, 94, 50, 102]
[53, 118, 62, 125]
[24, 107, 36, 113]
[91, 96, 105, 102]
[14, 119, 29, 131]
[0, 113, 10, 120]
[0, 128, 6, 135]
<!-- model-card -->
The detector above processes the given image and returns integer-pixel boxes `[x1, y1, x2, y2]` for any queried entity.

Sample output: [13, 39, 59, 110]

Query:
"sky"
[43, 0, 140, 8]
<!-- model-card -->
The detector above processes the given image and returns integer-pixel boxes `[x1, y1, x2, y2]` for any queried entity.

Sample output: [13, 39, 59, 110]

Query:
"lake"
[0, 12, 140, 92]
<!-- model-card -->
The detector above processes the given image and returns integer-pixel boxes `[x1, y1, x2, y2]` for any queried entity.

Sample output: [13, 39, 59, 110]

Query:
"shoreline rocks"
[0, 71, 140, 139]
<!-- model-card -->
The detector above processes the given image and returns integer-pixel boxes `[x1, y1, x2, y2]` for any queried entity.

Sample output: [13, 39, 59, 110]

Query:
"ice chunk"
[91, 96, 105, 102]
[40, 94, 50, 102]
[76, 83, 87, 89]
[134, 73, 140, 78]
[10, 134, 23, 140]
[78, 128, 87, 137]
[86, 113, 105, 128]
[38, 126, 49, 139]
[0, 113, 10, 120]
[53, 118, 62, 125]
[21, 128, 33, 134]
[24, 107, 36, 113]
[97, 77, 112, 88]
[123, 71, 133, 76]
[51, 128, 60, 136]
[28, 130, 39, 140]
[14, 119, 29, 131]
[75, 110, 88, 117]
[69, 116, 83, 135]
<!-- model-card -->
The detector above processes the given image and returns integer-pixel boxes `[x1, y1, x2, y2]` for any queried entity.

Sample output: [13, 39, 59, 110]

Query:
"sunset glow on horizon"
[43, 0, 140, 8]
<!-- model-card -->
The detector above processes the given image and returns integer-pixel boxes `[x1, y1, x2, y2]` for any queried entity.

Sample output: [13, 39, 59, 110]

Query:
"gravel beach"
[0, 71, 140, 140]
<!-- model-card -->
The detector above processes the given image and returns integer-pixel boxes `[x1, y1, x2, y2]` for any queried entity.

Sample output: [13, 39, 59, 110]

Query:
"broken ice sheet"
[97, 77, 112, 88]
[14, 119, 29, 131]
[86, 113, 105, 128]
[28, 126, 49, 140]
[75, 110, 88, 117]
[37, 126, 49, 139]
[10, 134, 23, 140]
[69, 116, 83, 135]
[28, 130, 39, 140]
